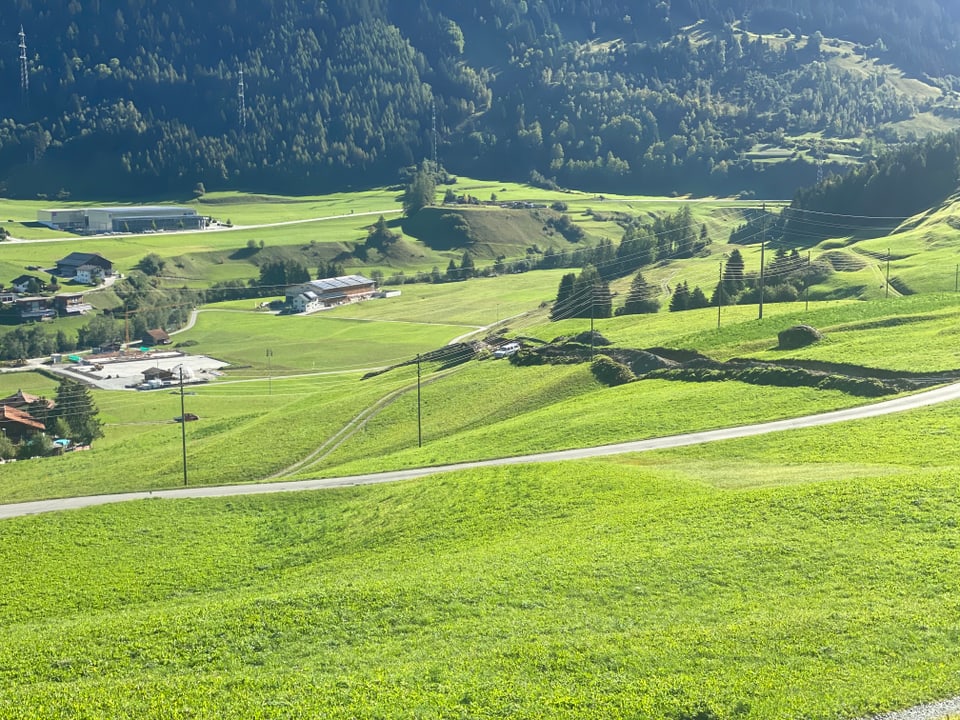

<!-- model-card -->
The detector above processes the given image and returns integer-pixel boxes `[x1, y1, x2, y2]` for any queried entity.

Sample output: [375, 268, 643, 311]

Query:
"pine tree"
[591, 279, 613, 319]
[446, 258, 459, 281]
[572, 265, 610, 319]
[550, 273, 577, 320]
[669, 281, 690, 312]
[710, 280, 732, 307]
[619, 270, 660, 315]
[689, 285, 710, 309]
[724, 249, 746, 295]
[53, 378, 104, 445]
[402, 162, 437, 216]
[460, 251, 476, 279]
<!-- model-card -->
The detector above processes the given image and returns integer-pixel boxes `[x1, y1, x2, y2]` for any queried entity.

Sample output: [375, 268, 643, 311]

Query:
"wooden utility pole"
[179, 367, 188, 486]
[717, 260, 723, 330]
[758, 202, 766, 320]
[886, 248, 891, 299]
[416, 354, 422, 448]
[266, 348, 273, 396]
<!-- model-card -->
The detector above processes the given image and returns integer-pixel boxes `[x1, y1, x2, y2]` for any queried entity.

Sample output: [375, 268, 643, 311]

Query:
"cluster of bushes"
[646, 365, 914, 397]
[0, 432, 60, 461]
[591, 355, 635, 387]
[508, 335, 912, 397]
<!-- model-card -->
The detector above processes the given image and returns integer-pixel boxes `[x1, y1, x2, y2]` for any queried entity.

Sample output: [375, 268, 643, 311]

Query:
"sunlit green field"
[310, 365, 868, 478]
[179, 305, 477, 374]
[2, 404, 960, 717]
[6, 181, 960, 719]
[4, 289, 960, 503]
[0, 180, 783, 293]
[0, 370, 416, 503]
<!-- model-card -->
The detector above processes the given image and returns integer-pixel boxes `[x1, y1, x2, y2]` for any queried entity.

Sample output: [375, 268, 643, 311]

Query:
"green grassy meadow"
[0, 181, 779, 299]
[3, 288, 960, 504]
[5, 181, 960, 718]
[179, 306, 477, 373]
[3, 407, 960, 717]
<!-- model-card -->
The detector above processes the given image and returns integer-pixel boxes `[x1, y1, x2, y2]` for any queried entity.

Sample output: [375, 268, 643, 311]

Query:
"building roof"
[76, 264, 105, 273]
[144, 328, 170, 342]
[306, 275, 376, 293]
[57, 252, 112, 269]
[16, 296, 50, 304]
[0, 390, 54, 409]
[0, 405, 46, 431]
[91, 205, 196, 214]
[144, 367, 174, 379]
[11, 274, 39, 285]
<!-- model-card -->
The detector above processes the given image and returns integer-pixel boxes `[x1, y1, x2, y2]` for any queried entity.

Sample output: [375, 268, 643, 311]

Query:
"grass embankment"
[308, 364, 867, 478]
[2, 407, 960, 717]
[544, 293, 960, 372]
[0, 371, 410, 503]
[4, 291, 960, 503]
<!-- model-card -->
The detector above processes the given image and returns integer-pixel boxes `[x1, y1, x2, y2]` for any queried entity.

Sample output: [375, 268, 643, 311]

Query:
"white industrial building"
[38, 206, 205, 234]
[36, 209, 86, 231]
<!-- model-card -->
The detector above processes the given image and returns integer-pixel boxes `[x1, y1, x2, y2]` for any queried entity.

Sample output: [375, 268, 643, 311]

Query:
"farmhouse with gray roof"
[285, 275, 377, 314]
[55, 252, 113, 278]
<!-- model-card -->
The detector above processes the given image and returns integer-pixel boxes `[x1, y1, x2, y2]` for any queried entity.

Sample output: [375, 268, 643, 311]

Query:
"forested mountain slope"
[2, 0, 960, 198]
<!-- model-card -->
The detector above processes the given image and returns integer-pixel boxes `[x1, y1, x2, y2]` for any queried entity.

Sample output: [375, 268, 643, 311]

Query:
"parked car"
[493, 342, 520, 359]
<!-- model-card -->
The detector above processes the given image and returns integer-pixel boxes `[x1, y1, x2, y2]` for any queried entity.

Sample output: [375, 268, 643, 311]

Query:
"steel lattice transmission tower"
[237, 65, 246, 131]
[19, 25, 29, 98]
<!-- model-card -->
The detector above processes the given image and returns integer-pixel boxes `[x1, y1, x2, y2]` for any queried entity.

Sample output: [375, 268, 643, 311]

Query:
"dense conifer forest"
[2, 1, 960, 197]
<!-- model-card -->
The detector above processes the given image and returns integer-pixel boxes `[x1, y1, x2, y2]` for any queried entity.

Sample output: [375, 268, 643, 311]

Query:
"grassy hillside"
[3, 419, 960, 717]
[401, 205, 591, 259]
[5, 185, 960, 716]
[3, 289, 960, 504]
[0, 182, 772, 315]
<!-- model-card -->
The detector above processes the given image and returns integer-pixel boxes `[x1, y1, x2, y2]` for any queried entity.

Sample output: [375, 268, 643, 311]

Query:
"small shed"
[143, 367, 175, 383]
[142, 328, 171, 346]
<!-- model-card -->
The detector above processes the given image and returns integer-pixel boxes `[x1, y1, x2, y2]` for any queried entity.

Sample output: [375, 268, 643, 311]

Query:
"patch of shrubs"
[647, 365, 914, 397]
[816, 375, 912, 397]
[591, 355, 636, 387]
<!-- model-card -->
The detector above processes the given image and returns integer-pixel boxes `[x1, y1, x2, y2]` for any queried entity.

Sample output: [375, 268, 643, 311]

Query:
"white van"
[493, 342, 520, 358]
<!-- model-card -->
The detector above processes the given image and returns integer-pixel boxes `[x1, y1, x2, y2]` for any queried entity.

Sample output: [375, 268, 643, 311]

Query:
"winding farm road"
[2, 380, 960, 521]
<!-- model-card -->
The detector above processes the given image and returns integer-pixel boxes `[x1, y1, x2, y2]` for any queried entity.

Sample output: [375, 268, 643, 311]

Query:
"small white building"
[75, 264, 105, 285]
[291, 291, 322, 314]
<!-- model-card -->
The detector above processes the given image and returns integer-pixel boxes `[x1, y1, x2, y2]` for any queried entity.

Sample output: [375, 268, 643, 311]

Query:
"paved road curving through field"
[3, 379, 960, 521]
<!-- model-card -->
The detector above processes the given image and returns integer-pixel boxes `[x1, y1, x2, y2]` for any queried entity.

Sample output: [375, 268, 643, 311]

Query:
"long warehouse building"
[38, 206, 205, 234]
